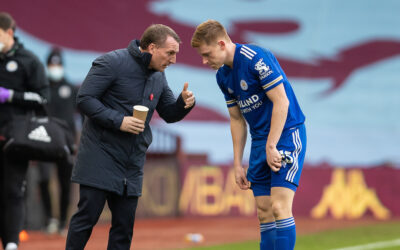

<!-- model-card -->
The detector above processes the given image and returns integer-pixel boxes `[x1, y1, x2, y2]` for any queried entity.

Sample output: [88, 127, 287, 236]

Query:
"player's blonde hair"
[191, 20, 231, 48]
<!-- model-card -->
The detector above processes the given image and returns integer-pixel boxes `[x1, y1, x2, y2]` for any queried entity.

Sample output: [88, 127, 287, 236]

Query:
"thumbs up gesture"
[181, 82, 195, 109]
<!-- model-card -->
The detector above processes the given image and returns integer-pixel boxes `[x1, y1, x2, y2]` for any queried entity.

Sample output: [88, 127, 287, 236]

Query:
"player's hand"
[120, 116, 145, 134]
[234, 165, 250, 190]
[181, 82, 195, 109]
[266, 146, 282, 172]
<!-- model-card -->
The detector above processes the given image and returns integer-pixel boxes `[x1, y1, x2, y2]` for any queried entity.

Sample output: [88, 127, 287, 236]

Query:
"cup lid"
[133, 105, 149, 111]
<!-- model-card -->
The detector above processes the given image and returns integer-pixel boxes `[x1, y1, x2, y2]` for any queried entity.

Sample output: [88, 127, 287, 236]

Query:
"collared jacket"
[0, 38, 49, 127]
[72, 40, 193, 196]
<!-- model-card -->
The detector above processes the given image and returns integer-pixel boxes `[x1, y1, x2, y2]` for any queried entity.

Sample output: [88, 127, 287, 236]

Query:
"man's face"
[0, 28, 13, 53]
[149, 36, 179, 72]
[196, 42, 226, 70]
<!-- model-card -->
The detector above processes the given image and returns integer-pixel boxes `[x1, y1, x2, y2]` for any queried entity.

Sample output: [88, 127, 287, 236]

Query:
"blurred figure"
[37, 48, 78, 234]
[0, 12, 49, 250]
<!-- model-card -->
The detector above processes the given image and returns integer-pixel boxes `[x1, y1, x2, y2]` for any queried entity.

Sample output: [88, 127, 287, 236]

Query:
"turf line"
[331, 238, 400, 250]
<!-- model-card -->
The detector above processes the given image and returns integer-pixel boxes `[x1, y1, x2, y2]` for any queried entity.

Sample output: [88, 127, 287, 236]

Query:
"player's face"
[196, 42, 225, 70]
[0, 28, 13, 53]
[149, 36, 179, 72]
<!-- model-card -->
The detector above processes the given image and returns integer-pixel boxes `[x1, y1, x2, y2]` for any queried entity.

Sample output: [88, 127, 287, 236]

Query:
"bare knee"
[271, 187, 295, 219]
[257, 205, 274, 223]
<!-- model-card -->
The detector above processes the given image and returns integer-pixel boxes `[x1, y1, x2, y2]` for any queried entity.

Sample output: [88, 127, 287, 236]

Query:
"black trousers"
[38, 160, 73, 228]
[0, 152, 29, 248]
[66, 185, 139, 250]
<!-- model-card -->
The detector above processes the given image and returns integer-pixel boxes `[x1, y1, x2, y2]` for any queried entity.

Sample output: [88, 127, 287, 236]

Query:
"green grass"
[182, 221, 400, 250]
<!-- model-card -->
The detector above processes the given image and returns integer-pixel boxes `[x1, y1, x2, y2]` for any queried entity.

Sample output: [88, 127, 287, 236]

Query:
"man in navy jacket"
[66, 24, 195, 250]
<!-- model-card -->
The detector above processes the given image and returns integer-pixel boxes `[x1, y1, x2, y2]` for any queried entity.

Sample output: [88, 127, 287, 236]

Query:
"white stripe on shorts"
[286, 129, 302, 182]
[290, 129, 302, 181]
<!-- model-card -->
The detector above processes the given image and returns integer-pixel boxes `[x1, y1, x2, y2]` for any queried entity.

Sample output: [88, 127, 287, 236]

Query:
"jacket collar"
[128, 40, 155, 73]
[0, 37, 21, 60]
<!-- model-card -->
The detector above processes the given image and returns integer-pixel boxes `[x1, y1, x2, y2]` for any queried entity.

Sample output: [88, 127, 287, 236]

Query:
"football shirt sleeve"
[250, 50, 284, 93]
[216, 73, 237, 108]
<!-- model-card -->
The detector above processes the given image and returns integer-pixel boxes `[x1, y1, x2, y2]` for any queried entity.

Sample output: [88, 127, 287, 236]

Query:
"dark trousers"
[66, 185, 139, 250]
[0, 152, 29, 248]
[38, 160, 73, 228]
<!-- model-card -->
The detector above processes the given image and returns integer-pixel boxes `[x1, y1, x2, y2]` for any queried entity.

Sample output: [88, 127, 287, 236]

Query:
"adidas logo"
[28, 125, 52, 143]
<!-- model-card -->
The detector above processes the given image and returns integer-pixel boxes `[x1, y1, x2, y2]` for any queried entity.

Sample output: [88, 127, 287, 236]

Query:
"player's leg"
[0, 151, 5, 248]
[37, 162, 55, 232]
[56, 159, 73, 232]
[2, 155, 29, 248]
[271, 187, 296, 250]
[65, 185, 106, 250]
[106, 192, 138, 250]
[254, 195, 276, 250]
[248, 143, 276, 250]
[271, 124, 307, 250]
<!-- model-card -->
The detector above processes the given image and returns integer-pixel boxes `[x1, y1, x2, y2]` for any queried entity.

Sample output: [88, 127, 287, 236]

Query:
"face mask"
[0, 42, 5, 53]
[48, 66, 64, 82]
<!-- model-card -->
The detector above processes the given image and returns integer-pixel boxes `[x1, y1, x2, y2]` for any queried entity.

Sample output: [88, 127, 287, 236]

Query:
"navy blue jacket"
[72, 40, 193, 196]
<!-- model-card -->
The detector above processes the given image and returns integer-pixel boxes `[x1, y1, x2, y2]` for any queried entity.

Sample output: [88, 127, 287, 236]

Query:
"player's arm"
[228, 105, 250, 190]
[266, 84, 289, 172]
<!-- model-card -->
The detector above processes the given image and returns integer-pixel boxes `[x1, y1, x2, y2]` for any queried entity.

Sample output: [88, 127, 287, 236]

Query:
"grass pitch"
[183, 220, 400, 250]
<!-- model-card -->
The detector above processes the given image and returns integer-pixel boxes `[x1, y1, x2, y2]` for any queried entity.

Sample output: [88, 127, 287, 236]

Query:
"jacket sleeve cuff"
[177, 94, 186, 108]
[113, 112, 125, 130]
[7, 89, 14, 102]
[177, 93, 195, 111]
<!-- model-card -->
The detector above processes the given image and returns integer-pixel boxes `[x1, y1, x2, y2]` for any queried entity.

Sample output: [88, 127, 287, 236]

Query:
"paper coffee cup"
[133, 105, 149, 121]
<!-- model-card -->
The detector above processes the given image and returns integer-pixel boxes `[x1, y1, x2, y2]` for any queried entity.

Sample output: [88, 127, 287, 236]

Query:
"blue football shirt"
[216, 43, 305, 144]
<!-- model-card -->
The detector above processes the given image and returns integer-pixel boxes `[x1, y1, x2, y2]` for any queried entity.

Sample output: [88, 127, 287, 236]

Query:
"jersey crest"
[6, 60, 18, 72]
[240, 80, 248, 91]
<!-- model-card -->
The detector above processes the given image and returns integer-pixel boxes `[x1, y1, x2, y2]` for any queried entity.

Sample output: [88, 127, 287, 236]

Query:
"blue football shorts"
[247, 124, 307, 196]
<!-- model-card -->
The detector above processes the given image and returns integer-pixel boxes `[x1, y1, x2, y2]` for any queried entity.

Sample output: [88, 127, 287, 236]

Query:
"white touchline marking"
[330, 238, 400, 250]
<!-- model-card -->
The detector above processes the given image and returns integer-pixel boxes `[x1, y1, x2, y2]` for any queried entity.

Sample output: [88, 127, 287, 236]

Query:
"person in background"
[36, 48, 79, 234]
[0, 12, 49, 250]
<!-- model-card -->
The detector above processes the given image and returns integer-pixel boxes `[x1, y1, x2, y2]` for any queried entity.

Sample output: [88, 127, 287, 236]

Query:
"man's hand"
[0, 87, 11, 103]
[120, 116, 145, 134]
[181, 82, 195, 109]
[266, 146, 283, 172]
[234, 165, 250, 190]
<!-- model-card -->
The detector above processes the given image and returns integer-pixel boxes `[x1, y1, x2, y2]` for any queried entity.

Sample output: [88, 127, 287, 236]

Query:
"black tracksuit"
[38, 78, 79, 229]
[0, 38, 49, 247]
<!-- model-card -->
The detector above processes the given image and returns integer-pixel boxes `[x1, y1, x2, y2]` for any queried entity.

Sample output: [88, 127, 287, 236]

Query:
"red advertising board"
[179, 162, 400, 219]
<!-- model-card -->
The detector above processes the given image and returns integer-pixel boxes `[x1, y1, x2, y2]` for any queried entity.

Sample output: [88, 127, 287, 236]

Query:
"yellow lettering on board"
[222, 168, 255, 215]
[179, 167, 199, 214]
[179, 166, 256, 216]
[145, 167, 177, 215]
[311, 169, 391, 220]
[196, 167, 224, 215]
